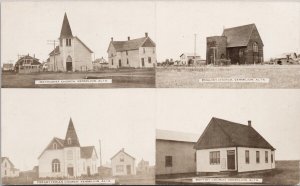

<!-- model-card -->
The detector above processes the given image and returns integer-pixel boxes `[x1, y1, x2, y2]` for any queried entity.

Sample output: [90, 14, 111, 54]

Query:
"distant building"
[111, 148, 136, 176]
[2, 63, 14, 71]
[194, 117, 276, 173]
[15, 55, 41, 73]
[137, 159, 150, 174]
[48, 13, 93, 72]
[273, 52, 300, 65]
[93, 57, 109, 70]
[206, 24, 264, 65]
[38, 118, 98, 178]
[107, 33, 156, 68]
[156, 129, 199, 176]
[179, 53, 201, 66]
[1, 157, 20, 178]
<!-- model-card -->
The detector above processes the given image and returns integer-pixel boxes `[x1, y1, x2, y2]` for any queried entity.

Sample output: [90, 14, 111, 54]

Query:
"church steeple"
[60, 13, 73, 38]
[64, 118, 80, 147]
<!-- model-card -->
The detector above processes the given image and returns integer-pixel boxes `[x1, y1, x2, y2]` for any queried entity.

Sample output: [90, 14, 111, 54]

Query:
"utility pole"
[47, 40, 59, 71]
[194, 34, 197, 65]
[99, 139, 102, 167]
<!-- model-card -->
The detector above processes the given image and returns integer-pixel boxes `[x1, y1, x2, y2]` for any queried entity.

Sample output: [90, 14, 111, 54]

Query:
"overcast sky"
[2, 89, 300, 171]
[1, 0, 300, 63]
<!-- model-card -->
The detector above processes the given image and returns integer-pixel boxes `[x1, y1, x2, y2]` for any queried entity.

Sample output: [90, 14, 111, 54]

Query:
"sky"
[1, 0, 300, 64]
[2, 89, 300, 171]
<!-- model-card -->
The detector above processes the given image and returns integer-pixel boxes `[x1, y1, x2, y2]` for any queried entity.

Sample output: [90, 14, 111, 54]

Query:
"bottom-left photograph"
[1, 89, 156, 185]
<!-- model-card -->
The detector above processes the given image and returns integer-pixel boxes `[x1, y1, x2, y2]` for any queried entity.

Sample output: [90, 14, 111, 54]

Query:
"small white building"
[111, 148, 136, 176]
[107, 33, 156, 68]
[179, 53, 201, 65]
[1, 157, 20, 178]
[48, 13, 93, 72]
[194, 117, 276, 173]
[38, 118, 98, 178]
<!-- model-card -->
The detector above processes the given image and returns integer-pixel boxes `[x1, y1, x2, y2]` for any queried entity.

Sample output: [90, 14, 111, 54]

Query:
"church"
[38, 118, 98, 178]
[48, 13, 93, 72]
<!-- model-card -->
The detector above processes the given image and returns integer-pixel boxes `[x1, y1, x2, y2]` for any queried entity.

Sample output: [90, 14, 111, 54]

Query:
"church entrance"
[66, 56, 72, 71]
[67, 167, 74, 176]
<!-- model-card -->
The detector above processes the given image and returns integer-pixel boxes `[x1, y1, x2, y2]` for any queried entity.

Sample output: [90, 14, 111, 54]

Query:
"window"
[209, 151, 220, 164]
[143, 48, 145, 54]
[165, 156, 172, 167]
[66, 38, 72, 46]
[112, 59, 114, 65]
[127, 59, 129, 64]
[52, 159, 60, 172]
[271, 153, 274, 163]
[60, 39, 63, 47]
[53, 143, 57, 149]
[67, 150, 73, 160]
[148, 57, 151, 63]
[67, 137, 72, 145]
[116, 165, 124, 173]
[195, 152, 197, 162]
[253, 42, 258, 52]
[245, 150, 250, 164]
[256, 151, 260, 163]
[265, 151, 268, 163]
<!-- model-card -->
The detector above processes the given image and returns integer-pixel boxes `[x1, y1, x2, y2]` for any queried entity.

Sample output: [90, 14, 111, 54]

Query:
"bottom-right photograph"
[155, 90, 300, 185]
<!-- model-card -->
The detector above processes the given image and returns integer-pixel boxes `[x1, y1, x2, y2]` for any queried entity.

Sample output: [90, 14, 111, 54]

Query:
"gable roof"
[37, 137, 65, 159]
[15, 55, 41, 66]
[156, 129, 199, 143]
[60, 13, 73, 38]
[110, 148, 135, 160]
[1, 157, 15, 167]
[64, 118, 80, 147]
[109, 36, 156, 52]
[222, 24, 256, 48]
[74, 36, 93, 53]
[81, 146, 97, 159]
[194, 117, 275, 150]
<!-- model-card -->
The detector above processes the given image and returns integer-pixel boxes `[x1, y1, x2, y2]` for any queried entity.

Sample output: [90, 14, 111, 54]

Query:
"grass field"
[156, 160, 300, 185]
[1, 68, 155, 88]
[156, 65, 300, 88]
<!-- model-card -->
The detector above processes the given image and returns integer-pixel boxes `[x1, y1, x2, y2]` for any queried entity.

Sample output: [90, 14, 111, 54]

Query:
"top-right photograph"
[155, 1, 300, 88]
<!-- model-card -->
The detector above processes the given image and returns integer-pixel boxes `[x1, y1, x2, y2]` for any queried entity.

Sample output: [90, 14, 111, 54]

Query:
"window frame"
[245, 150, 250, 164]
[256, 151, 260, 163]
[265, 151, 268, 163]
[52, 159, 60, 173]
[209, 151, 220, 165]
[165, 156, 173, 167]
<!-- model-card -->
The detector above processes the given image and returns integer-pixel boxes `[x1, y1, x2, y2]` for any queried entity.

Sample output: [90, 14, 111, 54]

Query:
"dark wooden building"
[206, 24, 264, 65]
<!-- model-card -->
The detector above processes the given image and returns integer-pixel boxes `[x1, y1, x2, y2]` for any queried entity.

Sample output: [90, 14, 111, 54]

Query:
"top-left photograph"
[1, 1, 156, 88]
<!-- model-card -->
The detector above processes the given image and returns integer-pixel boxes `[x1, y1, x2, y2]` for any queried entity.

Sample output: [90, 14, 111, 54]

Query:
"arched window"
[53, 143, 57, 149]
[66, 56, 72, 63]
[253, 42, 258, 52]
[67, 137, 72, 145]
[52, 159, 60, 172]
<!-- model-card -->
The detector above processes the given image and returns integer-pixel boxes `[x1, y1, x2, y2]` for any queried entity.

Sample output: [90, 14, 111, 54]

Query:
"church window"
[143, 48, 145, 54]
[67, 137, 72, 144]
[66, 38, 72, 46]
[53, 143, 57, 149]
[67, 150, 73, 160]
[112, 59, 114, 65]
[52, 159, 60, 172]
[253, 42, 258, 52]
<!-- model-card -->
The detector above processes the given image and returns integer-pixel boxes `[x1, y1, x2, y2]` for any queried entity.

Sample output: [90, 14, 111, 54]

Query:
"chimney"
[128, 36, 130, 41]
[111, 37, 113, 41]
[248, 120, 252, 127]
[145, 32, 148, 37]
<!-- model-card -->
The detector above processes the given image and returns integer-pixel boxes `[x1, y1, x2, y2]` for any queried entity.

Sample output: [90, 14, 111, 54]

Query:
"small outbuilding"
[111, 148, 136, 176]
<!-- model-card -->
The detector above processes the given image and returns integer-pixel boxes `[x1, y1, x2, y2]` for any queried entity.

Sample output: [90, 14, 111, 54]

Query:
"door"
[126, 165, 131, 175]
[119, 59, 122, 67]
[141, 58, 145, 67]
[87, 166, 91, 176]
[66, 56, 72, 71]
[67, 167, 74, 176]
[227, 150, 235, 170]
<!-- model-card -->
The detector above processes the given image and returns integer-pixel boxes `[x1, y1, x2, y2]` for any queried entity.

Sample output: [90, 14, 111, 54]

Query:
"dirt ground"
[156, 65, 300, 88]
[1, 68, 155, 88]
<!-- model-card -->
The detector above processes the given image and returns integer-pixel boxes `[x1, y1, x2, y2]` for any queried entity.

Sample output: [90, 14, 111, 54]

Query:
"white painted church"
[48, 13, 93, 72]
[38, 118, 98, 178]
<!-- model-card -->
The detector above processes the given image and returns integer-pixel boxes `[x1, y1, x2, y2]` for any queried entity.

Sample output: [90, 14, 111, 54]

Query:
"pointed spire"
[64, 118, 80, 147]
[60, 13, 73, 38]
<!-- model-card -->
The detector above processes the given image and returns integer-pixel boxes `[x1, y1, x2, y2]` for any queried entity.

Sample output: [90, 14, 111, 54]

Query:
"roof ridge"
[224, 23, 255, 30]
[112, 37, 147, 43]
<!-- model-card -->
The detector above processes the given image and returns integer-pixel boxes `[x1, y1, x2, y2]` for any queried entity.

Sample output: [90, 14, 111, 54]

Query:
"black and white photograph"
[155, 90, 300, 185]
[1, 89, 156, 185]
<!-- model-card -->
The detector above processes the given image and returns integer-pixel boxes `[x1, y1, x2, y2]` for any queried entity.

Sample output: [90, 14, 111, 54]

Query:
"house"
[15, 55, 41, 73]
[273, 52, 300, 65]
[1, 157, 20, 178]
[92, 57, 109, 70]
[156, 129, 199, 176]
[107, 33, 156, 68]
[48, 13, 93, 72]
[206, 24, 264, 65]
[2, 63, 14, 71]
[137, 159, 150, 175]
[179, 53, 201, 66]
[194, 117, 275, 173]
[111, 148, 136, 176]
[38, 118, 98, 178]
